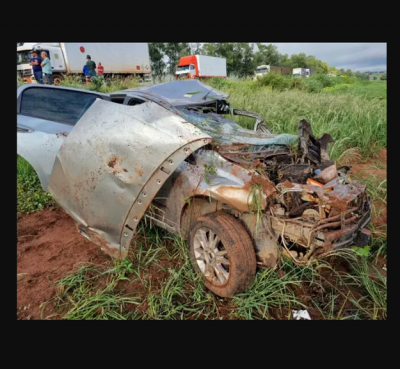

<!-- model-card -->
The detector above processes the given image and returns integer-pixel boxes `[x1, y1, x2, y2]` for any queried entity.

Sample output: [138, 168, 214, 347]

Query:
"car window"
[20, 87, 102, 125]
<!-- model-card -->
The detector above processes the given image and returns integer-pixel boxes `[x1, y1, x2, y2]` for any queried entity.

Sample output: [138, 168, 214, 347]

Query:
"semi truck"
[17, 43, 152, 85]
[175, 55, 227, 79]
[254, 65, 292, 79]
[292, 68, 317, 78]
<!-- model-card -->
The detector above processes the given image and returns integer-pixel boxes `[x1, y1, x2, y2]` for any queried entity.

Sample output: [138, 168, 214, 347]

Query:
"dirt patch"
[17, 208, 112, 320]
[379, 149, 387, 163]
[350, 149, 387, 229]
[351, 163, 386, 182]
[351, 149, 387, 182]
[108, 157, 118, 168]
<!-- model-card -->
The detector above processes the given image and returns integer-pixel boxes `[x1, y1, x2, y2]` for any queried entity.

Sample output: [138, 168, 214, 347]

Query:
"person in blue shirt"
[29, 50, 42, 84]
[83, 64, 90, 84]
[40, 51, 53, 85]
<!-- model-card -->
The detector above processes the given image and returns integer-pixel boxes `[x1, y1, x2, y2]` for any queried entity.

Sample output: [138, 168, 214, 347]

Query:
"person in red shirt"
[97, 62, 104, 77]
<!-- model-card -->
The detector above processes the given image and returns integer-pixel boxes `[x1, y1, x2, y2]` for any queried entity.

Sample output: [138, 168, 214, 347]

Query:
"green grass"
[17, 155, 54, 215]
[48, 261, 142, 320]
[325, 81, 387, 100]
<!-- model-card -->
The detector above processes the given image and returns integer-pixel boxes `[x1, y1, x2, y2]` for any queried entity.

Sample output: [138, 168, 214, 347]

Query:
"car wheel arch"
[180, 195, 238, 239]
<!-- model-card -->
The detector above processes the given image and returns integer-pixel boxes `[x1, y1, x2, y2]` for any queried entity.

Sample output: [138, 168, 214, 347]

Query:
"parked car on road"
[17, 80, 371, 297]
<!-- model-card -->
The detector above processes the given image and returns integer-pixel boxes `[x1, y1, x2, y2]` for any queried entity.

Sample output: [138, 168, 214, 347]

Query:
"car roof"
[17, 83, 110, 99]
[113, 80, 229, 107]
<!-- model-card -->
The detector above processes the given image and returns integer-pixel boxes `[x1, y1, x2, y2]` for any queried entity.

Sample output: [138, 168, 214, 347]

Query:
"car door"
[17, 85, 110, 191]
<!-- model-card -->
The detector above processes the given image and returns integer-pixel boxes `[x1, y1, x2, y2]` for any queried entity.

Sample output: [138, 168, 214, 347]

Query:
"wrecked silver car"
[17, 80, 371, 297]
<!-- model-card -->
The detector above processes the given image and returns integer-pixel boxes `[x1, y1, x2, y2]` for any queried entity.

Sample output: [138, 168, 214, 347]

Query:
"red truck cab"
[175, 56, 198, 79]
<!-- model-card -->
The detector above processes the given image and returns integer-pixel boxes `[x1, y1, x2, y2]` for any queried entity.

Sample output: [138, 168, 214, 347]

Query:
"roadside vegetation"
[17, 75, 387, 320]
[17, 156, 54, 216]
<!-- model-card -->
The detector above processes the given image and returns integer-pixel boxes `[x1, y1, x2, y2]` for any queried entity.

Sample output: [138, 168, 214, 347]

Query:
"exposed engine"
[215, 120, 371, 263]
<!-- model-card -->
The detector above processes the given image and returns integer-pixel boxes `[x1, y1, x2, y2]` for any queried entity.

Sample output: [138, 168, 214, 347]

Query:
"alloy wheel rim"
[193, 227, 230, 285]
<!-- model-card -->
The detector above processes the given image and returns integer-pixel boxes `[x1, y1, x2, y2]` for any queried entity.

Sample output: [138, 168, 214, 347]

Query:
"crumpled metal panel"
[48, 99, 212, 259]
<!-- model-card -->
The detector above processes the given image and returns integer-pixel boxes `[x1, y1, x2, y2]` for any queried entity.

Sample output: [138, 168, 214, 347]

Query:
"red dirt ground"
[17, 207, 112, 320]
[351, 149, 387, 230]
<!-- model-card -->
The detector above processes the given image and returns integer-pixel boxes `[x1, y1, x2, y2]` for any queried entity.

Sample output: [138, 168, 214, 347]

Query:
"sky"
[265, 43, 387, 72]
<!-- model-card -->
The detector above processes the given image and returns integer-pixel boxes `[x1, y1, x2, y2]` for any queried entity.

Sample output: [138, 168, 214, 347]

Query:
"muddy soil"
[351, 149, 387, 230]
[17, 207, 112, 320]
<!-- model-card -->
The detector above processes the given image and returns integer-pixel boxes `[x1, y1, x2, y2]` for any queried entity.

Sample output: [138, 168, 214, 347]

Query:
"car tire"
[53, 74, 63, 86]
[189, 212, 256, 298]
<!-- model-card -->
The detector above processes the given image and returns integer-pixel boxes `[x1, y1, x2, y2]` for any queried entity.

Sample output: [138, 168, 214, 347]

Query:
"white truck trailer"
[292, 68, 317, 78]
[17, 43, 152, 84]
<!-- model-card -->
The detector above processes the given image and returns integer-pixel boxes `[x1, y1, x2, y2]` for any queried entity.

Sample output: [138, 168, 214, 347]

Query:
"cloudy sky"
[265, 43, 386, 72]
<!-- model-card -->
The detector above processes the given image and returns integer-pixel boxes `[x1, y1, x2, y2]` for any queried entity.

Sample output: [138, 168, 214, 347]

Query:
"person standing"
[97, 62, 104, 77]
[86, 55, 97, 80]
[29, 50, 42, 84]
[41, 51, 53, 85]
[83, 64, 90, 84]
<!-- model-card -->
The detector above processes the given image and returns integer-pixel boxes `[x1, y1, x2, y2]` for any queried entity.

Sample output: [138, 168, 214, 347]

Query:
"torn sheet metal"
[48, 99, 212, 259]
[280, 177, 365, 211]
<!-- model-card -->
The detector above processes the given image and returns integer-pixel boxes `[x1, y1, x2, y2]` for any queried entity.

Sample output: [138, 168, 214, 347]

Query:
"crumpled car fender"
[48, 99, 212, 259]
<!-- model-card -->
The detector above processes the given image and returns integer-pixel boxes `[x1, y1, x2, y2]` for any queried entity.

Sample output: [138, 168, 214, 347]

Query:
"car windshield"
[257, 68, 268, 74]
[177, 65, 190, 72]
[17, 51, 31, 65]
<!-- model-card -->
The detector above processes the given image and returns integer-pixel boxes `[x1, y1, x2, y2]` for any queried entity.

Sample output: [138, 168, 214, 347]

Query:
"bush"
[290, 77, 303, 90]
[310, 73, 336, 88]
[256, 72, 291, 91]
[381, 74, 387, 81]
[322, 84, 350, 93]
[341, 76, 357, 84]
[302, 78, 324, 93]
[89, 76, 105, 91]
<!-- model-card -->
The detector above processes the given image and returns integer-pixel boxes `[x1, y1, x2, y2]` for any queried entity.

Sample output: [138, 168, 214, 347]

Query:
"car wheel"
[189, 212, 256, 298]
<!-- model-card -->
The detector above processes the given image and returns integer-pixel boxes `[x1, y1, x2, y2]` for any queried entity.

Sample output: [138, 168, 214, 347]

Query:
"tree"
[345, 69, 353, 77]
[254, 43, 281, 67]
[201, 43, 218, 56]
[189, 43, 202, 54]
[381, 73, 387, 80]
[201, 43, 255, 77]
[280, 54, 290, 67]
[163, 43, 191, 75]
[148, 43, 166, 77]
[354, 71, 369, 80]
[289, 53, 308, 68]
[337, 69, 345, 76]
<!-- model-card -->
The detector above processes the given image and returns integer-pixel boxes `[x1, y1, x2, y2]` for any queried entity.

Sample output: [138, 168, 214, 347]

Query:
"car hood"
[119, 80, 229, 107]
